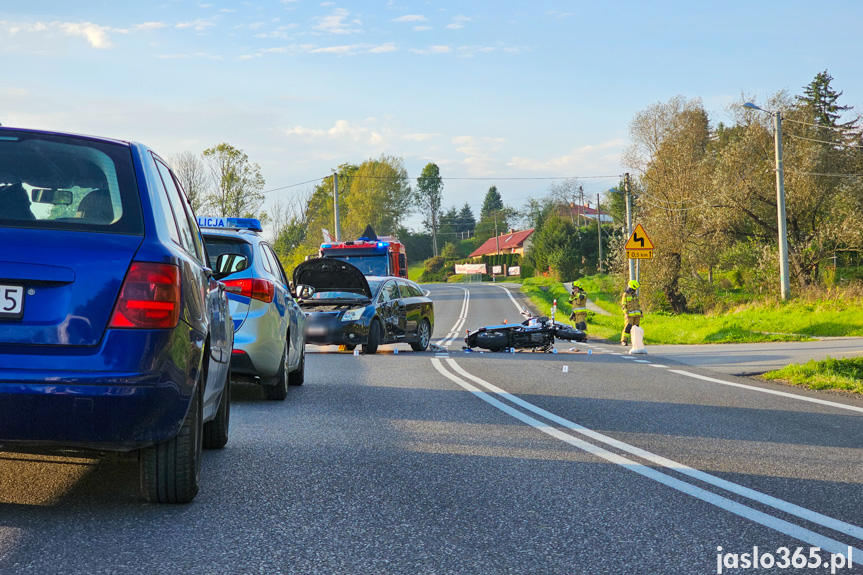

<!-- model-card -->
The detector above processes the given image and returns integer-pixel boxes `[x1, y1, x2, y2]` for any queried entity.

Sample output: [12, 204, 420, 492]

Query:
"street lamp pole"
[744, 103, 791, 300]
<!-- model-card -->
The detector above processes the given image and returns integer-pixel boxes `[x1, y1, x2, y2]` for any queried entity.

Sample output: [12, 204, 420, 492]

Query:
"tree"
[168, 150, 210, 212]
[415, 163, 444, 256]
[202, 143, 266, 218]
[796, 70, 855, 129]
[623, 96, 714, 312]
[480, 185, 504, 219]
[525, 212, 580, 280]
[457, 203, 476, 235]
[344, 155, 413, 238]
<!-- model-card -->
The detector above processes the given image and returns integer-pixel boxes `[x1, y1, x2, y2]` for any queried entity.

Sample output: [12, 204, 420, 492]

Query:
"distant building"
[561, 203, 613, 223]
[468, 228, 535, 259]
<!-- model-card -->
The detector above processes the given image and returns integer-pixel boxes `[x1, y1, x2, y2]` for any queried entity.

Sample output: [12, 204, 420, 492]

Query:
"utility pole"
[596, 193, 602, 274]
[773, 110, 791, 300]
[332, 171, 341, 241]
[625, 173, 634, 282]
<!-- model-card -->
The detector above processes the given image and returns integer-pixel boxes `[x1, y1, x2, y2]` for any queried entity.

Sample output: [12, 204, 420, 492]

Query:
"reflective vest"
[621, 291, 642, 317]
[570, 291, 587, 312]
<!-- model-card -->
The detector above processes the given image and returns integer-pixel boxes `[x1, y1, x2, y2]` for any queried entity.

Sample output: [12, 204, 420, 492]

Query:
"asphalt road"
[2, 283, 863, 574]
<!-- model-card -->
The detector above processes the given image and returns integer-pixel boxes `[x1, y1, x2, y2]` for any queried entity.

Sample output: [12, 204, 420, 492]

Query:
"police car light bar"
[197, 216, 263, 233]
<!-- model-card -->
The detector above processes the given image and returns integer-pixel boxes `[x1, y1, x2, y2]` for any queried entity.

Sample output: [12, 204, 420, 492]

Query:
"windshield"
[0, 131, 142, 234]
[325, 254, 388, 276]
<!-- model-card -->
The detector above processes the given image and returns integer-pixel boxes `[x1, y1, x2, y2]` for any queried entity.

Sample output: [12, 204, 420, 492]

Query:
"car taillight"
[109, 262, 181, 329]
[222, 278, 274, 303]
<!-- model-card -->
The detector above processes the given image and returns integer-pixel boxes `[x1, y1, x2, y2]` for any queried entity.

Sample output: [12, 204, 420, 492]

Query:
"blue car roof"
[0, 126, 133, 147]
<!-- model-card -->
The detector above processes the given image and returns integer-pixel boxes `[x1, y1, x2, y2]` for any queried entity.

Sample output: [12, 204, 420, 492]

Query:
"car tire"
[288, 346, 305, 386]
[475, 331, 508, 352]
[263, 344, 289, 401]
[203, 366, 231, 449]
[410, 319, 432, 351]
[140, 370, 203, 504]
[363, 319, 381, 355]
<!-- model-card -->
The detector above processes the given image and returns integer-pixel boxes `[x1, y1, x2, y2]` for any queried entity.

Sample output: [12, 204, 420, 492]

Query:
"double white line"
[432, 357, 863, 557]
[436, 287, 469, 347]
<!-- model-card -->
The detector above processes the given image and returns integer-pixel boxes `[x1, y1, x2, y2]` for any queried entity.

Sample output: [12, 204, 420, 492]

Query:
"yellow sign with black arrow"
[625, 224, 654, 259]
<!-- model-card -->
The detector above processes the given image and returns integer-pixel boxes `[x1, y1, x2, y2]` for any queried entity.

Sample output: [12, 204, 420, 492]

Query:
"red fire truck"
[319, 227, 408, 278]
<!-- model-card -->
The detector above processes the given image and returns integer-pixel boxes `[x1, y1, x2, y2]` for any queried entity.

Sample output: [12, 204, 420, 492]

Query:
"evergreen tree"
[796, 70, 854, 128]
[457, 203, 476, 235]
[480, 186, 504, 219]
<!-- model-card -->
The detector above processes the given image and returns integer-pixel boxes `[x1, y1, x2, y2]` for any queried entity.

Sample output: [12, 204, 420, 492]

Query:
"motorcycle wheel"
[475, 331, 509, 352]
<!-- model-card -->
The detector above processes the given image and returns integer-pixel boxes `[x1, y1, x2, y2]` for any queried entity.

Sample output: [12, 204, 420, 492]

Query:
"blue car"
[0, 127, 233, 503]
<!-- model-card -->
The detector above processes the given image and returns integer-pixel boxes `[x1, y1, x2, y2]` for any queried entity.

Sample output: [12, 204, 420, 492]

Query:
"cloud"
[313, 8, 362, 35]
[0, 20, 126, 50]
[451, 135, 507, 176]
[506, 139, 624, 173]
[409, 45, 451, 55]
[175, 19, 217, 32]
[134, 22, 168, 31]
[367, 42, 397, 53]
[446, 15, 471, 29]
[286, 119, 383, 145]
[403, 133, 439, 142]
[392, 15, 427, 23]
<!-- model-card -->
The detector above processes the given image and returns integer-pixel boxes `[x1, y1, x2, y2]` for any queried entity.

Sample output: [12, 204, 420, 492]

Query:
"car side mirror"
[296, 284, 315, 299]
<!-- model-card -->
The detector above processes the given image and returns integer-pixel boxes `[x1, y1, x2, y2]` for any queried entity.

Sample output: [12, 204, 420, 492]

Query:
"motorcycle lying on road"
[463, 302, 586, 352]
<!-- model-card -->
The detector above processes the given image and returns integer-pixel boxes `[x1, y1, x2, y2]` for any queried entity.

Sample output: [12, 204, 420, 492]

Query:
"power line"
[782, 116, 861, 134]
[785, 133, 863, 149]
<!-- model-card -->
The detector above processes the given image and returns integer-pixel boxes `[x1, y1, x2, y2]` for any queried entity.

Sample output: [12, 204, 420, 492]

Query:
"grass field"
[762, 358, 863, 394]
[522, 275, 863, 344]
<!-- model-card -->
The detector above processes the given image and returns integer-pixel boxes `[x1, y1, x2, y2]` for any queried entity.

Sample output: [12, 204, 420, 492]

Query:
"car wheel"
[363, 319, 381, 355]
[475, 331, 509, 352]
[263, 343, 289, 401]
[288, 346, 305, 386]
[140, 367, 203, 503]
[203, 366, 231, 449]
[410, 319, 432, 351]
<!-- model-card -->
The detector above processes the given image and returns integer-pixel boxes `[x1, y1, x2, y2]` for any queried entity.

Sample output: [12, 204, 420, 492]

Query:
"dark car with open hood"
[294, 258, 433, 354]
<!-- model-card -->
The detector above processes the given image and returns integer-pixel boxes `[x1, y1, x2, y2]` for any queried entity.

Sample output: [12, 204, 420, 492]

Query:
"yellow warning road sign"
[625, 224, 654, 259]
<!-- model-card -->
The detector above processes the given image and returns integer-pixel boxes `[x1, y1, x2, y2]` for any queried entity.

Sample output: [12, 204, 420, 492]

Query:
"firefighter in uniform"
[620, 279, 642, 346]
[568, 281, 588, 331]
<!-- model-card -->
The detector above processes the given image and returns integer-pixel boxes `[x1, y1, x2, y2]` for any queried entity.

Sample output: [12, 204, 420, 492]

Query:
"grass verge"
[521, 275, 863, 344]
[762, 357, 863, 394]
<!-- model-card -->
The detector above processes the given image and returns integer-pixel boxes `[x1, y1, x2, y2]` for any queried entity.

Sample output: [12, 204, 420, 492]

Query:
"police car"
[198, 217, 306, 400]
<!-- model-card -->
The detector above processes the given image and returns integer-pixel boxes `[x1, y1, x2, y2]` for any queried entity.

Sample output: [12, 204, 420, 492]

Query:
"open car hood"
[293, 257, 373, 300]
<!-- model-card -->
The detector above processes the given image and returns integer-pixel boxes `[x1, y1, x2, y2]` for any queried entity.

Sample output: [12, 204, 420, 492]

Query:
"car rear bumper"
[0, 328, 201, 451]
[0, 373, 189, 451]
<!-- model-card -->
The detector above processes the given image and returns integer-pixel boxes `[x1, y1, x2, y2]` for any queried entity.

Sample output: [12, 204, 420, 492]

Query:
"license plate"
[306, 325, 327, 336]
[0, 285, 24, 319]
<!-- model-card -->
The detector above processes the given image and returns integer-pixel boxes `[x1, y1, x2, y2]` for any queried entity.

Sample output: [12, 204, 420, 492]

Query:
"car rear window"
[203, 235, 254, 278]
[0, 130, 142, 234]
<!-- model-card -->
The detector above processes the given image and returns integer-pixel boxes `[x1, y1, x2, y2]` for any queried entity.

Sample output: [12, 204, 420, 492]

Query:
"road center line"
[436, 286, 469, 347]
[667, 369, 863, 414]
[433, 358, 863, 549]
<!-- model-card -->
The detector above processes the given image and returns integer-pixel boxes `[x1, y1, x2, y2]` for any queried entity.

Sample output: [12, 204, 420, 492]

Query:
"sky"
[2, 1, 862, 236]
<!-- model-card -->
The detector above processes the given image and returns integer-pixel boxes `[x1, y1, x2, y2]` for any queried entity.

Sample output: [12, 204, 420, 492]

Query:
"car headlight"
[341, 308, 364, 321]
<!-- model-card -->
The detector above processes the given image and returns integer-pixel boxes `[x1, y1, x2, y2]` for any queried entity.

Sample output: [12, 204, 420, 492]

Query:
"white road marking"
[648, 364, 669, 368]
[668, 369, 863, 414]
[435, 286, 470, 347]
[495, 284, 526, 313]
[432, 358, 863, 553]
[634, 360, 651, 363]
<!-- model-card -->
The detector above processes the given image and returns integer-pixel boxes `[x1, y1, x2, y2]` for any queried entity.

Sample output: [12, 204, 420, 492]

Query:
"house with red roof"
[468, 228, 535, 259]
